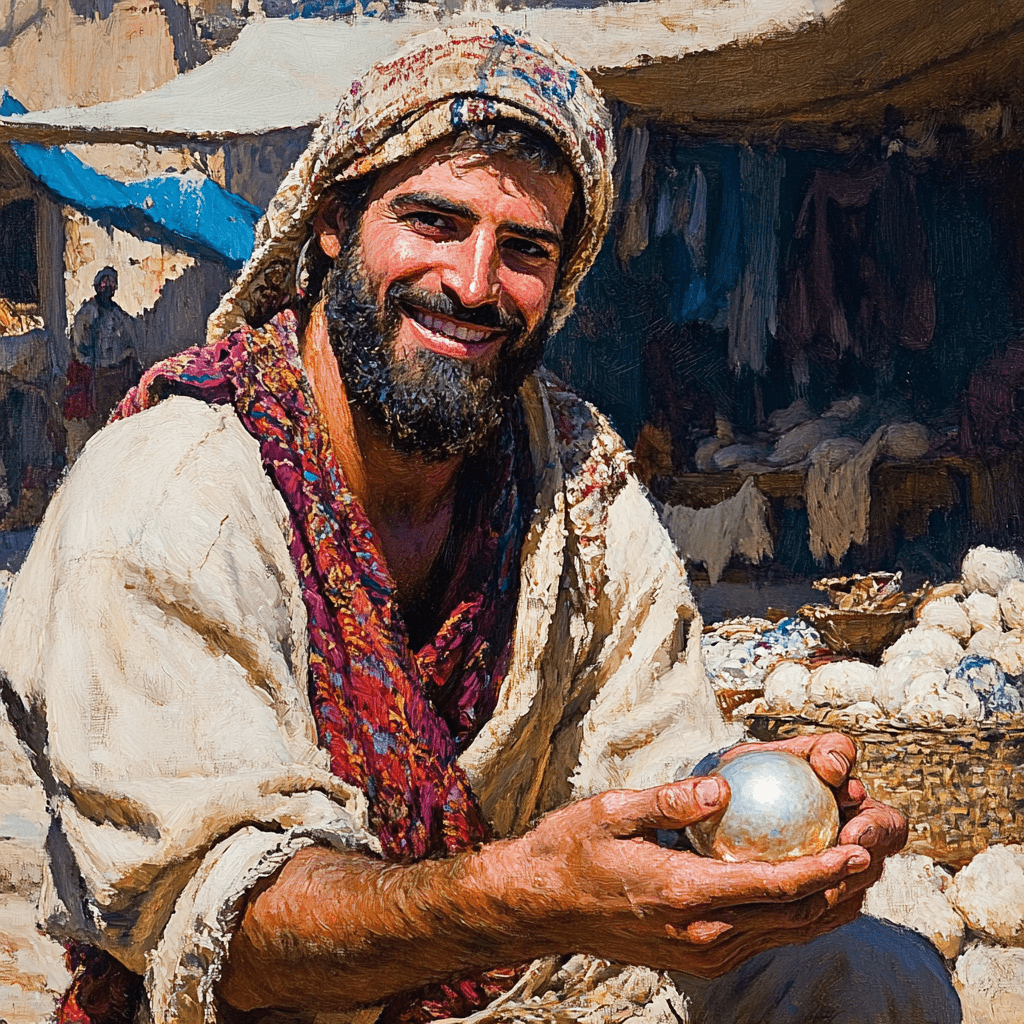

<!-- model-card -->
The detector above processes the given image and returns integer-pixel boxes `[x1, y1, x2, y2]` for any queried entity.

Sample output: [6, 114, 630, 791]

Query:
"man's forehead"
[361, 138, 577, 231]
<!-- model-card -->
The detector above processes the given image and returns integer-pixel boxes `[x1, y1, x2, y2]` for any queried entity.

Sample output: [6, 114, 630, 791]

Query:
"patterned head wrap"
[207, 22, 615, 342]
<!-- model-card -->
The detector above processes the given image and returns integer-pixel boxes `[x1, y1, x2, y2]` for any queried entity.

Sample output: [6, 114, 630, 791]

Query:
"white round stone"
[917, 596, 972, 642]
[863, 853, 965, 960]
[954, 943, 1024, 1024]
[948, 845, 1024, 946]
[763, 661, 811, 713]
[964, 591, 1002, 633]
[962, 546, 1024, 597]
[1000, 580, 1024, 631]
[882, 626, 964, 670]
[806, 660, 878, 709]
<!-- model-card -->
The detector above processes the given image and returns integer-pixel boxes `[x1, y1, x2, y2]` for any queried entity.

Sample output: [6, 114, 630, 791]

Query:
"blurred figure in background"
[63, 266, 140, 461]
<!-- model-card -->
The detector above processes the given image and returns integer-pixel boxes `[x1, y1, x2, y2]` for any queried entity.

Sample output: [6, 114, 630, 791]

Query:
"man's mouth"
[404, 304, 502, 346]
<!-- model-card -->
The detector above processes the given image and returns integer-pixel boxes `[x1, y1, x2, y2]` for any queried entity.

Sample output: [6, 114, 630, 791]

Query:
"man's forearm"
[218, 841, 552, 1014]
[218, 768, 896, 1015]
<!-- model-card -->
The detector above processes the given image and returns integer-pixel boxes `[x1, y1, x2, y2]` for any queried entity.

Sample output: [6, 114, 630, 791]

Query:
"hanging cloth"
[726, 148, 784, 374]
[778, 161, 935, 370]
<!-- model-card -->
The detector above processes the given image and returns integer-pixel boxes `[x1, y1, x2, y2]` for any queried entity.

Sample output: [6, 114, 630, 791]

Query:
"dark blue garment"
[674, 916, 961, 1024]
[665, 149, 743, 325]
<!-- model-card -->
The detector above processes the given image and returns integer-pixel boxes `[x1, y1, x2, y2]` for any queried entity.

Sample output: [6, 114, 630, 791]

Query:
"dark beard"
[322, 234, 547, 462]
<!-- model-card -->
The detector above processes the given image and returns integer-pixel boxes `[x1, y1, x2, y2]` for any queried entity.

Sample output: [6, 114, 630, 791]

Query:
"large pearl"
[685, 750, 840, 863]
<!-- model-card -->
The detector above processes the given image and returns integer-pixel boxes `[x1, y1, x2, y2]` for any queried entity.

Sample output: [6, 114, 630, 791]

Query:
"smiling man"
[0, 25, 958, 1024]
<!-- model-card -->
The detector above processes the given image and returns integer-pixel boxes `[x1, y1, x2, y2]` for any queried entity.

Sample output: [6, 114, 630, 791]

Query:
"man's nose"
[441, 227, 501, 308]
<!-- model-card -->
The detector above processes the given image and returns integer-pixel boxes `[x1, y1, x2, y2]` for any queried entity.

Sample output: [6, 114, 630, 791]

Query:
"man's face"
[316, 141, 575, 461]
[95, 274, 117, 305]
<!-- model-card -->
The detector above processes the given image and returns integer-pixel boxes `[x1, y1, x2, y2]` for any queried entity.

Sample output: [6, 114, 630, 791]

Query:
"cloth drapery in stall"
[727, 149, 784, 375]
[778, 161, 935, 373]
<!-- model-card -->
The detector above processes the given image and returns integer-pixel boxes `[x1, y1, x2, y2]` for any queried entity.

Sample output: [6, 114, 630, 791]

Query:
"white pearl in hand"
[685, 749, 840, 863]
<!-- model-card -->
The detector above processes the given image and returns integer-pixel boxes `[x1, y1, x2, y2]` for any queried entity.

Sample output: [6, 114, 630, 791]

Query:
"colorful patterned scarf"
[58, 308, 533, 1023]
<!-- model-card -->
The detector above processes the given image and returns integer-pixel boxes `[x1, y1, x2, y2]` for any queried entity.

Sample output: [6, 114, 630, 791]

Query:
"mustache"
[386, 282, 525, 335]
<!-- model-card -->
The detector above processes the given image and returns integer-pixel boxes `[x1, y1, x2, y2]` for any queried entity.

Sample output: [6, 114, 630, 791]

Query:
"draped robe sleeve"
[460, 373, 740, 837]
[0, 398, 380, 1023]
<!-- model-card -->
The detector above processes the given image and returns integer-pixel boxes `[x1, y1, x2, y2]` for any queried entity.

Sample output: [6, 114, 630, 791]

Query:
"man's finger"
[806, 733, 857, 788]
[722, 894, 865, 974]
[592, 778, 730, 835]
[665, 919, 733, 945]
[839, 799, 908, 854]
[836, 777, 867, 814]
[720, 735, 824, 762]
[719, 733, 857, 789]
[708, 886, 849, 932]
[670, 894, 866, 978]
[674, 843, 872, 910]
[823, 862, 884, 905]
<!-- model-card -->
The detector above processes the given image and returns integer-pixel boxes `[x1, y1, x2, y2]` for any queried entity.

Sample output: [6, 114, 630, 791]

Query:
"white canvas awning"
[598, 0, 1024, 142]
[0, 0, 841, 142]
[4, 0, 1021, 147]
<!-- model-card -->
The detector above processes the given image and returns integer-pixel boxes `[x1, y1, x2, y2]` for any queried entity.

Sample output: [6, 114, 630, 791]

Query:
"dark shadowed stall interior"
[545, 0, 1024, 614]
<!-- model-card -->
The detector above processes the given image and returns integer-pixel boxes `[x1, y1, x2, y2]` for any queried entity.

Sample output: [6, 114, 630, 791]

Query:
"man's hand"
[220, 736, 906, 1011]
[505, 767, 883, 979]
[718, 733, 908, 913]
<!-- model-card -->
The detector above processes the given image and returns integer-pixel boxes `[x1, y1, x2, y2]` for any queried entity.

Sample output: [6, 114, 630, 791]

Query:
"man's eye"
[406, 212, 455, 233]
[503, 238, 554, 261]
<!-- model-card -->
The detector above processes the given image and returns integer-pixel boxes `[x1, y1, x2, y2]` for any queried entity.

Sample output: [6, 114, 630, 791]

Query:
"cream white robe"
[0, 371, 739, 1023]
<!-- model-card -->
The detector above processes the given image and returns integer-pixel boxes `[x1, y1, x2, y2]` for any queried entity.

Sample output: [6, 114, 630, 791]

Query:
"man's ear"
[313, 196, 344, 259]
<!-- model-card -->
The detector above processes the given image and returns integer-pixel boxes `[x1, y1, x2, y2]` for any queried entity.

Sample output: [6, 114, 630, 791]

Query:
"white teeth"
[413, 309, 490, 344]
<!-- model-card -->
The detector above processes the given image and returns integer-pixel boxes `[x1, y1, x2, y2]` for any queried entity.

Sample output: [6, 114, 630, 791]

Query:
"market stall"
[700, 545, 1024, 1021]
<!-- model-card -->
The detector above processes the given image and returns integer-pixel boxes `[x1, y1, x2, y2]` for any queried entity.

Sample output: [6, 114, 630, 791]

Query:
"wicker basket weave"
[746, 713, 1024, 867]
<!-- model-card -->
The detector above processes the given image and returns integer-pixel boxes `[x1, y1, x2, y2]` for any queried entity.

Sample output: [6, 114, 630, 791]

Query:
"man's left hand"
[719, 733, 908, 908]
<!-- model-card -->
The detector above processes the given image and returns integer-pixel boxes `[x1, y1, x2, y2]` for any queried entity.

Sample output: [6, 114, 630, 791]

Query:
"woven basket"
[796, 604, 912, 662]
[715, 688, 764, 718]
[746, 713, 1024, 867]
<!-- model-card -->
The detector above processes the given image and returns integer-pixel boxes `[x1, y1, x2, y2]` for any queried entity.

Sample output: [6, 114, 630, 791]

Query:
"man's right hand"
[220, 776, 876, 1013]
[498, 776, 874, 978]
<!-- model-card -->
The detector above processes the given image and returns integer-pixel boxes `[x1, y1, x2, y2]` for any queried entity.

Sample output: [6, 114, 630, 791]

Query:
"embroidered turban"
[207, 22, 615, 342]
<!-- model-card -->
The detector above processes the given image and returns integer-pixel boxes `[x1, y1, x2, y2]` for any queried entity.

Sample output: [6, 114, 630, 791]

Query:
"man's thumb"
[661, 777, 729, 825]
[603, 777, 729, 835]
